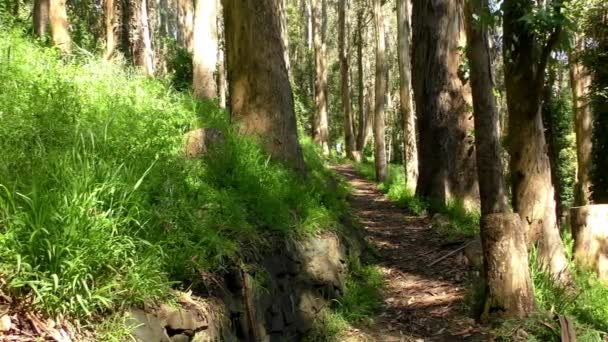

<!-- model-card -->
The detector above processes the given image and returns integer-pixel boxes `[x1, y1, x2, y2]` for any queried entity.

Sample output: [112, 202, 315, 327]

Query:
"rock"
[163, 308, 208, 332]
[170, 334, 190, 342]
[0, 314, 11, 332]
[184, 128, 225, 159]
[296, 234, 347, 290]
[295, 289, 326, 333]
[126, 309, 171, 342]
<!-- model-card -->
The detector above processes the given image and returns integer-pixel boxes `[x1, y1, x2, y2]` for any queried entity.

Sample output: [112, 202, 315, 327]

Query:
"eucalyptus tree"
[223, 0, 306, 172]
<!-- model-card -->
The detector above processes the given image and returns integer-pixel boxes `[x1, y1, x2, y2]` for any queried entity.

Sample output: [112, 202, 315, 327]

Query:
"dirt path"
[332, 164, 488, 342]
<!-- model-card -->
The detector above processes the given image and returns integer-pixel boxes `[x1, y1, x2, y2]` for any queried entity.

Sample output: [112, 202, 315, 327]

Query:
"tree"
[33, 0, 49, 37]
[104, 0, 118, 59]
[372, 0, 388, 182]
[503, 0, 569, 281]
[223, 0, 306, 172]
[396, 0, 418, 191]
[49, 0, 70, 53]
[569, 34, 594, 206]
[339, 0, 356, 158]
[123, 0, 154, 75]
[464, 0, 534, 318]
[412, 0, 478, 208]
[192, 0, 218, 100]
[356, 3, 372, 151]
[311, 0, 330, 154]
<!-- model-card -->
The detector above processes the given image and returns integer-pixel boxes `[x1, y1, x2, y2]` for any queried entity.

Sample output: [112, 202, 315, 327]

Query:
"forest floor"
[332, 164, 490, 342]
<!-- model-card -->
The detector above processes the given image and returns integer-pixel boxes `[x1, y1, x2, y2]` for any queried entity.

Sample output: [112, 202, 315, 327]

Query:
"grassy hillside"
[0, 26, 348, 320]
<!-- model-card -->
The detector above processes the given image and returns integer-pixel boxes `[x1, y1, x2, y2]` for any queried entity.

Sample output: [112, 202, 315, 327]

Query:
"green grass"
[0, 27, 349, 321]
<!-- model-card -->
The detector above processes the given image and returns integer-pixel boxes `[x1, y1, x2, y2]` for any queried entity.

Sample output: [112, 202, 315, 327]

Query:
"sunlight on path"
[331, 164, 488, 342]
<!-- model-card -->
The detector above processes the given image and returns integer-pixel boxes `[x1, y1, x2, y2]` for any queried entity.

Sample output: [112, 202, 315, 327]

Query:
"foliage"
[543, 69, 576, 212]
[0, 29, 348, 320]
[163, 38, 194, 92]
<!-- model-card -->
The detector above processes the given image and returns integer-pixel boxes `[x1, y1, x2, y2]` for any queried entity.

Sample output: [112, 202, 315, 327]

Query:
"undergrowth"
[0, 27, 348, 321]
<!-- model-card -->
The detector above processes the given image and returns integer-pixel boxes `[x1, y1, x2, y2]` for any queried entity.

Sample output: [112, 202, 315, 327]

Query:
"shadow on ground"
[331, 164, 489, 342]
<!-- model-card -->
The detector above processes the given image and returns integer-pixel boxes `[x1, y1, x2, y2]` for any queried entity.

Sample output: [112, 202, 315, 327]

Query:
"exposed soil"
[332, 164, 489, 342]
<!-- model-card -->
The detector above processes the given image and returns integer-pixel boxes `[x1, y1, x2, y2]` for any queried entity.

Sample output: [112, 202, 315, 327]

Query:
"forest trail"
[332, 164, 489, 342]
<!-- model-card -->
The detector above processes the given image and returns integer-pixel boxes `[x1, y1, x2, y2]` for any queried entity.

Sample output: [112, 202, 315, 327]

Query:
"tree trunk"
[223, 0, 306, 173]
[570, 34, 594, 207]
[49, 0, 70, 53]
[481, 213, 535, 319]
[412, 0, 477, 208]
[33, 0, 50, 37]
[192, 0, 218, 100]
[104, 0, 118, 59]
[124, 0, 154, 75]
[312, 0, 330, 154]
[217, 6, 227, 108]
[339, 0, 356, 158]
[503, 0, 569, 282]
[542, 65, 564, 223]
[465, 0, 534, 319]
[373, 0, 388, 182]
[397, 0, 418, 191]
[139, 0, 154, 75]
[570, 205, 608, 280]
[356, 5, 369, 151]
[279, 0, 290, 74]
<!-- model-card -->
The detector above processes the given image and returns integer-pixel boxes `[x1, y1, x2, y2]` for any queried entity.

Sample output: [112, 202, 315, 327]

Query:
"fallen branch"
[427, 240, 475, 267]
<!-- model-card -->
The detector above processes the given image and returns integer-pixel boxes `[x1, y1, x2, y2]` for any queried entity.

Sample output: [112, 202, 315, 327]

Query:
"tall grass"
[0, 28, 348, 319]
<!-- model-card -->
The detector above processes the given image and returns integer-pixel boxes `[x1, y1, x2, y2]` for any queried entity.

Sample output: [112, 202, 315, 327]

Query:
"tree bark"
[192, 0, 218, 100]
[397, 0, 418, 191]
[481, 213, 535, 319]
[49, 0, 70, 53]
[311, 0, 330, 154]
[373, 0, 388, 182]
[412, 0, 478, 208]
[570, 34, 594, 207]
[464, 0, 508, 216]
[503, 0, 569, 282]
[223, 0, 306, 173]
[465, 0, 534, 319]
[570, 205, 608, 280]
[33, 0, 49, 37]
[339, 0, 356, 159]
[104, 0, 118, 59]
[355, 5, 370, 151]
[124, 0, 154, 75]
[217, 5, 227, 109]
[542, 65, 564, 222]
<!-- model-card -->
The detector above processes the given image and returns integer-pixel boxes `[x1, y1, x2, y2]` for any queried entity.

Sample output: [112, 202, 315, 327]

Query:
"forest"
[0, 0, 607, 341]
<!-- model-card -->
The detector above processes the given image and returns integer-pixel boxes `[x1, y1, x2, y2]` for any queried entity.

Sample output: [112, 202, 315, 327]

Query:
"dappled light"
[1, 0, 608, 340]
